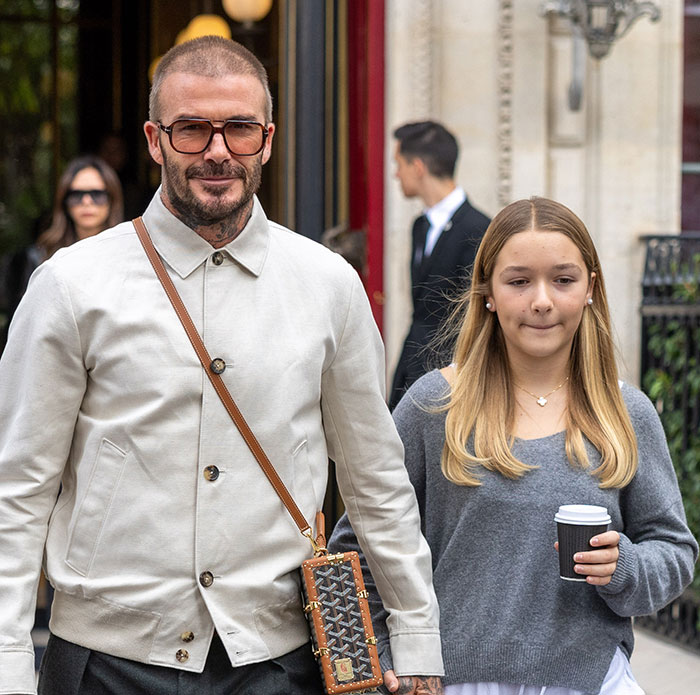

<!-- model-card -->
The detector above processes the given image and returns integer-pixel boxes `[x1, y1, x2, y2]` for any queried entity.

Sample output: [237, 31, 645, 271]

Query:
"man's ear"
[143, 121, 164, 166]
[413, 157, 428, 178]
[260, 122, 275, 166]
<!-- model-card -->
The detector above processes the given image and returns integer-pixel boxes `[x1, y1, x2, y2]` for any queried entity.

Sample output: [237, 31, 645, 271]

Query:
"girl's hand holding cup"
[554, 505, 618, 584]
[571, 530, 620, 585]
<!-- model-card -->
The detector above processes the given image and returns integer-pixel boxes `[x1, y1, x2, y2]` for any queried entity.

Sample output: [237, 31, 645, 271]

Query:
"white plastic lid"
[554, 504, 611, 525]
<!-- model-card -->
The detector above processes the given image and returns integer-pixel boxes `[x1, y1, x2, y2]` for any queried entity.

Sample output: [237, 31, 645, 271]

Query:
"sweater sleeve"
[596, 387, 699, 616]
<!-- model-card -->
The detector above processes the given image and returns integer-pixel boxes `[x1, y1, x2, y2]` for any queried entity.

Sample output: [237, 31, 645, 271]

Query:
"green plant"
[642, 299, 700, 599]
[0, 6, 79, 254]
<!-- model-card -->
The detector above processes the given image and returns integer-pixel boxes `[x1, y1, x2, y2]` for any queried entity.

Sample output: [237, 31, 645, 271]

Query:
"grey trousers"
[38, 632, 324, 695]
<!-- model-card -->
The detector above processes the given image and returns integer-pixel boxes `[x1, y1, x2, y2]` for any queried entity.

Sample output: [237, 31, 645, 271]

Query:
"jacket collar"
[140, 189, 270, 278]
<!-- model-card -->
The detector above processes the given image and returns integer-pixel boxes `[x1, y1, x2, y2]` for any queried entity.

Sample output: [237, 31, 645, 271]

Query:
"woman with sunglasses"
[37, 154, 124, 258]
[2, 155, 123, 350]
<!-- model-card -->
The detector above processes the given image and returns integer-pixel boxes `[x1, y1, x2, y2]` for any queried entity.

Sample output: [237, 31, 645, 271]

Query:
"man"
[388, 121, 490, 410]
[0, 37, 443, 695]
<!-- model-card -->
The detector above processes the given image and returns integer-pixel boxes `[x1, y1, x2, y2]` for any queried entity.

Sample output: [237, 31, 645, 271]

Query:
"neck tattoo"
[515, 377, 569, 407]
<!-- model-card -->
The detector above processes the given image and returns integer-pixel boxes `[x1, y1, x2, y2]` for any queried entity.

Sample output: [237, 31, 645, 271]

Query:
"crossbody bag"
[133, 217, 383, 694]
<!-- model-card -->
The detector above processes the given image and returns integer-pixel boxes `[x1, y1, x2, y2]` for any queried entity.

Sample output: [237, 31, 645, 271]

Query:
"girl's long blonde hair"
[442, 197, 637, 488]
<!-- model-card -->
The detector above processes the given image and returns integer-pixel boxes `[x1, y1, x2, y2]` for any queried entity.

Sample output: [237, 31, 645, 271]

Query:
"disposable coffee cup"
[554, 505, 611, 581]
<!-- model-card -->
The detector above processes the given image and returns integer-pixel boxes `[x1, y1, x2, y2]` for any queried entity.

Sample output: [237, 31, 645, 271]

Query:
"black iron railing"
[635, 591, 700, 651]
[639, 233, 700, 652]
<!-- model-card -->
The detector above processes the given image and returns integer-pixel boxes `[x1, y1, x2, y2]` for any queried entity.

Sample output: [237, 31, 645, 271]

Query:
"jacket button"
[175, 649, 189, 662]
[203, 466, 219, 482]
[181, 631, 195, 643]
[212, 251, 224, 265]
[210, 358, 226, 374]
[199, 571, 214, 587]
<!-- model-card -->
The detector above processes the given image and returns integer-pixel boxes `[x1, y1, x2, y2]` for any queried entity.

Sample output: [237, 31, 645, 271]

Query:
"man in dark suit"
[389, 121, 490, 410]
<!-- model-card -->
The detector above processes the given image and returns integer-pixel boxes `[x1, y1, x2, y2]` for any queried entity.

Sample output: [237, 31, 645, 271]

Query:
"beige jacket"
[0, 193, 442, 694]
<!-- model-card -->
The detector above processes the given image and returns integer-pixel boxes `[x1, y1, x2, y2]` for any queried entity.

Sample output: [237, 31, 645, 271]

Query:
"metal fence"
[638, 233, 700, 652]
[635, 591, 700, 651]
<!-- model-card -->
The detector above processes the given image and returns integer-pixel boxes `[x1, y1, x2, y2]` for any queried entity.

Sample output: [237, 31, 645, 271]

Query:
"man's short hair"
[393, 121, 458, 179]
[149, 36, 273, 123]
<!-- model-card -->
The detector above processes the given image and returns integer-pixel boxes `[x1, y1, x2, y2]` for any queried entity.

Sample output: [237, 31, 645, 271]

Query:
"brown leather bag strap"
[133, 216, 315, 541]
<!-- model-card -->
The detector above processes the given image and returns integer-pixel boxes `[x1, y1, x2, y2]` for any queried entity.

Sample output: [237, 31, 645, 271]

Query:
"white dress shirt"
[423, 186, 467, 257]
[0, 192, 443, 694]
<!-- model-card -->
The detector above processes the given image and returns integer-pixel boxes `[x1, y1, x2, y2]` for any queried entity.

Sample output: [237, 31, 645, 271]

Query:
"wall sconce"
[222, 0, 274, 27]
[540, 0, 662, 110]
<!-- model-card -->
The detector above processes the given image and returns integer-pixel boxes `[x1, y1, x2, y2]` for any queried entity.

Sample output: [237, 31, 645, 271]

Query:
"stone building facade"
[383, 0, 683, 386]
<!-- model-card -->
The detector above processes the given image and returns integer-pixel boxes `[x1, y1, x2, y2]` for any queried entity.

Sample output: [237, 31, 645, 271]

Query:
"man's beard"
[161, 149, 262, 229]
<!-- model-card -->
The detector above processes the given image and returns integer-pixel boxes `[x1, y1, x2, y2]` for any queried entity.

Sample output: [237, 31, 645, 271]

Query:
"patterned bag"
[301, 550, 383, 693]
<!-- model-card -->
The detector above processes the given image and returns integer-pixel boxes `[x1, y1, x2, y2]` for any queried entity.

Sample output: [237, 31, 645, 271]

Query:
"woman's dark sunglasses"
[65, 189, 110, 207]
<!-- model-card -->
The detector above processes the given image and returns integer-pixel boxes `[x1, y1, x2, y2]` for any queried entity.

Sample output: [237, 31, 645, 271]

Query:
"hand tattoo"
[415, 676, 443, 695]
[395, 676, 443, 695]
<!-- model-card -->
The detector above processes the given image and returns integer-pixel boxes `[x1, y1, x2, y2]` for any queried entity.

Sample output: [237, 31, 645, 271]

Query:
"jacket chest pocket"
[65, 439, 127, 576]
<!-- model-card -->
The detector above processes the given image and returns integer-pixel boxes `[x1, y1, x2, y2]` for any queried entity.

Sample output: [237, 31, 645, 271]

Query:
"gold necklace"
[515, 377, 569, 407]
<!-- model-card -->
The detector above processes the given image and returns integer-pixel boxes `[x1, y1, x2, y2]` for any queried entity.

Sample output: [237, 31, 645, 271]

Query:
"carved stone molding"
[408, 0, 435, 119]
[497, 0, 514, 206]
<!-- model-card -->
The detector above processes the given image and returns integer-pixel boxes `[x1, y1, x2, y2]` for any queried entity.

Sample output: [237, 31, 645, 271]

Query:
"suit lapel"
[414, 199, 474, 288]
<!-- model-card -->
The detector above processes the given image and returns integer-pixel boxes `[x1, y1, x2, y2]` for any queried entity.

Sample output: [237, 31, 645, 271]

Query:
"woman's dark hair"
[37, 155, 124, 259]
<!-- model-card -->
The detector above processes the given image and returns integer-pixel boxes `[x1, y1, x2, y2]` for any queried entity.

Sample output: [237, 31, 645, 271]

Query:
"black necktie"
[413, 215, 430, 270]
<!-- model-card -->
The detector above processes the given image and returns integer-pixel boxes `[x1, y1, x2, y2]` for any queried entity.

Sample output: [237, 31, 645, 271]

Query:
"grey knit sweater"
[329, 370, 698, 694]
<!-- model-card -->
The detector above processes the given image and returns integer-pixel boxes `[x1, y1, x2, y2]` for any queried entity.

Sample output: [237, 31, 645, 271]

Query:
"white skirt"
[444, 647, 644, 695]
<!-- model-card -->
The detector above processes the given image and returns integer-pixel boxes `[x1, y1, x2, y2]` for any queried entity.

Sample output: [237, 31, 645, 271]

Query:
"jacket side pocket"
[65, 439, 127, 576]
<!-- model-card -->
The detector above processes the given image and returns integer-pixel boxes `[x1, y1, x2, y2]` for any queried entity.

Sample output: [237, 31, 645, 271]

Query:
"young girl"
[329, 197, 698, 695]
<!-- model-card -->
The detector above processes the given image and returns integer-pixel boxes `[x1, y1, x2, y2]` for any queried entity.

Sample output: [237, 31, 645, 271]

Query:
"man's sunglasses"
[158, 119, 268, 156]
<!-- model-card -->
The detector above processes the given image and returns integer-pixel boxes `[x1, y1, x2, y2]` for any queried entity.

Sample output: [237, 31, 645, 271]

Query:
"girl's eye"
[509, 279, 527, 286]
[556, 277, 574, 285]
